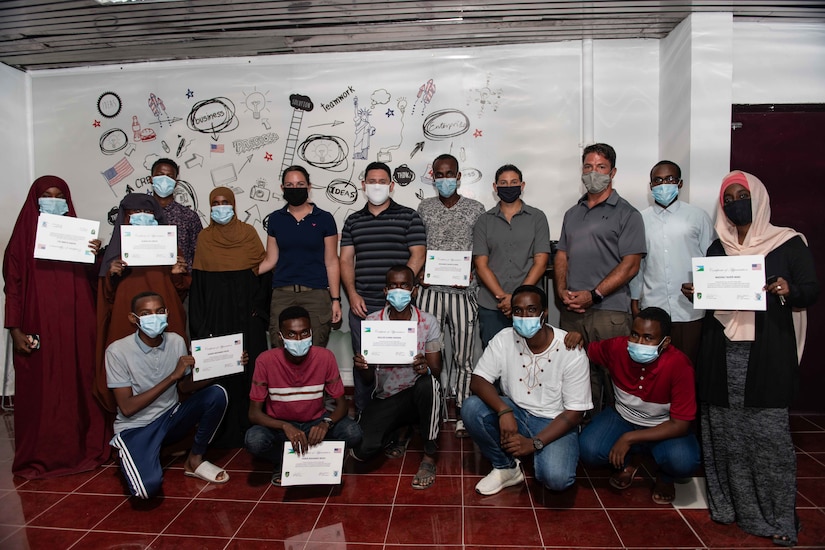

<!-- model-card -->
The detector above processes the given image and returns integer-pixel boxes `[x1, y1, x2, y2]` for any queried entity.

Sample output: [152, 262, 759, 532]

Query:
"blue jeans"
[579, 406, 700, 482]
[461, 395, 579, 491]
[477, 306, 512, 349]
[244, 416, 363, 467]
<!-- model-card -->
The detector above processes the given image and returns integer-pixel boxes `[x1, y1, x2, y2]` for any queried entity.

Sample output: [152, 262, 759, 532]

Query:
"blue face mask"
[38, 197, 69, 216]
[129, 212, 158, 226]
[210, 205, 234, 225]
[387, 288, 412, 312]
[434, 178, 458, 198]
[152, 175, 176, 198]
[513, 314, 543, 339]
[651, 183, 679, 206]
[282, 335, 312, 357]
[135, 313, 168, 338]
[627, 339, 665, 364]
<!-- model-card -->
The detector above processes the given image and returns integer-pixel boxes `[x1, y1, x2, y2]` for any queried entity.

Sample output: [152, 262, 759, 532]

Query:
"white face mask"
[364, 183, 391, 205]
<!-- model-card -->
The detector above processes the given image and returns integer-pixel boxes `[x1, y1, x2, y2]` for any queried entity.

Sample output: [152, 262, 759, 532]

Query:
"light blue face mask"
[627, 339, 665, 364]
[152, 175, 177, 198]
[512, 314, 543, 339]
[282, 335, 312, 357]
[651, 183, 679, 206]
[387, 288, 412, 312]
[434, 178, 458, 198]
[210, 205, 235, 225]
[38, 197, 69, 216]
[135, 313, 168, 338]
[129, 212, 158, 226]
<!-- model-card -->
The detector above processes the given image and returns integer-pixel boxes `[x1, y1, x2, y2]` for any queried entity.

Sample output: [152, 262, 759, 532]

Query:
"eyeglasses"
[650, 176, 680, 185]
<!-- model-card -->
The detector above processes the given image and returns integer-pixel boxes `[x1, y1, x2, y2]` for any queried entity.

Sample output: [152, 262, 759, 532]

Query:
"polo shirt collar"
[492, 201, 528, 218]
[360, 198, 401, 215]
[577, 189, 620, 207]
[135, 331, 168, 353]
[277, 203, 320, 217]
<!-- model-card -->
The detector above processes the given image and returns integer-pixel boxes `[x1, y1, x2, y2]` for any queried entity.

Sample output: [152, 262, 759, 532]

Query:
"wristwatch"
[590, 289, 603, 305]
[532, 438, 545, 451]
[322, 417, 335, 429]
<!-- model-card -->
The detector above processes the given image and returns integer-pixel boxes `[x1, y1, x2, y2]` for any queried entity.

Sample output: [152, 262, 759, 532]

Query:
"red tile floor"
[1, 409, 825, 549]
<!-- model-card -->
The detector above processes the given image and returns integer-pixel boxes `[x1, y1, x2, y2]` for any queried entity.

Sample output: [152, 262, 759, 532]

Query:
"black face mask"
[497, 186, 521, 204]
[723, 198, 752, 226]
[283, 187, 309, 207]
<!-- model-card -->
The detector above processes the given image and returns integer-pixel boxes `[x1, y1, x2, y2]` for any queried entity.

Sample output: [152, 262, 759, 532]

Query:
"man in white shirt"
[461, 285, 592, 495]
[629, 161, 713, 365]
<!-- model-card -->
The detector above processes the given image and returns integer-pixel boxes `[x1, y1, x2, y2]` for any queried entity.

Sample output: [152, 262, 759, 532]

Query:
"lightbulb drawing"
[243, 87, 270, 120]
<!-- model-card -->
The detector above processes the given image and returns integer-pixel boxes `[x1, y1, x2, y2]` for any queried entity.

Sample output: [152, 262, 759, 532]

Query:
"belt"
[276, 284, 316, 293]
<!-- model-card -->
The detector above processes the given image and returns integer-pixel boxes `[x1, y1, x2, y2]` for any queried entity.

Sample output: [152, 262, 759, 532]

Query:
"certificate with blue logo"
[281, 440, 346, 486]
[361, 321, 417, 365]
[692, 255, 766, 311]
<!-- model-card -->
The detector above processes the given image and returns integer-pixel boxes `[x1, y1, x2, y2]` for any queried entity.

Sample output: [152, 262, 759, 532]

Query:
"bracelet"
[497, 407, 514, 417]
[330, 297, 342, 302]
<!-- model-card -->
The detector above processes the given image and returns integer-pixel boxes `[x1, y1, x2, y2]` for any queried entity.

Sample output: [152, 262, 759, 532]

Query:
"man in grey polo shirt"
[554, 143, 646, 413]
[473, 164, 551, 348]
[106, 291, 231, 498]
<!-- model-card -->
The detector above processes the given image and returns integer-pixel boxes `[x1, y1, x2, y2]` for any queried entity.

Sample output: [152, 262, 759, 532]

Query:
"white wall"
[0, 63, 32, 394]
[733, 22, 825, 104]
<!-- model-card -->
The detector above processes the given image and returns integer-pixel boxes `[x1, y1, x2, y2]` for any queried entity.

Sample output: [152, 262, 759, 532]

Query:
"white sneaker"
[475, 463, 525, 495]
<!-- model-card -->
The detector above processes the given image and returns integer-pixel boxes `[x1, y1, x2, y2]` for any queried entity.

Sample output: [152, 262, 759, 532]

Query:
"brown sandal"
[609, 464, 639, 490]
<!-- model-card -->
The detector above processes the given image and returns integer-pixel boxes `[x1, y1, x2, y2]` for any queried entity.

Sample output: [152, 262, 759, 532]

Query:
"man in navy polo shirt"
[340, 161, 426, 413]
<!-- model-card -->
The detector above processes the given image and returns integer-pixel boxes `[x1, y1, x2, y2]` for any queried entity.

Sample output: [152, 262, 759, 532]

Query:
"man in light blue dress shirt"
[629, 161, 714, 365]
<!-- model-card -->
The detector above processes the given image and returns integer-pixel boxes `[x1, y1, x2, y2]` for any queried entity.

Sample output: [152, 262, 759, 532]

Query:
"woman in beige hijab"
[695, 171, 818, 547]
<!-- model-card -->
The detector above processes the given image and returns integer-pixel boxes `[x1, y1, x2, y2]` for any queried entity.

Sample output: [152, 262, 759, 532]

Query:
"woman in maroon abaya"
[3, 176, 110, 478]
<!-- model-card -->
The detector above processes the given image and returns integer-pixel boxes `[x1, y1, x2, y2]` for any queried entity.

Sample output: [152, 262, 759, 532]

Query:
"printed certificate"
[33, 213, 100, 264]
[281, 440, 346, 486]
[191, 333, 244, 381]
[361, 321, 417, 365]
[120, 225, 177, 266]
[423, 250, 472, 286]
[692, 255, 766, 311]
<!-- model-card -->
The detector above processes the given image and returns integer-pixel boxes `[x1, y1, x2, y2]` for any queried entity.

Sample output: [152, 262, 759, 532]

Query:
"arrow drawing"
[185, 153, 204, 169]
[309, 120, 344, 128]
[124, 144, 136, 157]
[244, 204, 262, 225]
[410, 141, 425, 158]
[239, 154, 253, 173]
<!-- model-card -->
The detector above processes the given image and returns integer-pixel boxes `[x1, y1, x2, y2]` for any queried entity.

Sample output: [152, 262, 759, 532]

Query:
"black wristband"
[330, 297, 342, 302]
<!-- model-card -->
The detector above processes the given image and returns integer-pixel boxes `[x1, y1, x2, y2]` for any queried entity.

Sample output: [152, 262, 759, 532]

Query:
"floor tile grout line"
[674, 506, 711, 549]
[381, 449, 406, 547]
[583, 463, 626, 548]
[223, 458, 287, 550]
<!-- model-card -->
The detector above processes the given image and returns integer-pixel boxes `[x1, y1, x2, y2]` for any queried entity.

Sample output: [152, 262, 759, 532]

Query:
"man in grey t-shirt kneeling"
[106, 291, 234, 498]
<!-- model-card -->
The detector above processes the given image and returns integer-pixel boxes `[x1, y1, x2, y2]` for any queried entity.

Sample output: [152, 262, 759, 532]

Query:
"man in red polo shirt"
[577, 306, 700, 505]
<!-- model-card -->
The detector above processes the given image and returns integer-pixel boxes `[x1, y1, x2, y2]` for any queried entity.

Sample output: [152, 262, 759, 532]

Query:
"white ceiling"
[2, 1, 824, 71]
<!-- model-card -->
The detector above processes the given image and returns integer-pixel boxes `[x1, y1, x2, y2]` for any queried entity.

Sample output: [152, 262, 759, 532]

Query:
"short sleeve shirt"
[418, 195, 486, 293]
[366, 306, 442, 399]
[106, 332, 189, 434]
[249, 346, 344, 422]
[267, 204, 337, 289]
[473, 326, 592, 418]
[340, 200, 426, 309]
[557, 190, 646, 313]
[472, 202, 551, 310]
[588, 337, 696, 427]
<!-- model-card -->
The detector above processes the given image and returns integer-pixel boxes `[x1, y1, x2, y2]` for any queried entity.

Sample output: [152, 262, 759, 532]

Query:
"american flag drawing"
[211, 143, 224, 153]
[102, 158, 134, 187]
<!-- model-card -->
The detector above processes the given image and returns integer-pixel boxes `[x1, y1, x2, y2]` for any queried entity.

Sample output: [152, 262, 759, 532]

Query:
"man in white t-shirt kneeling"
[461, 285, 592, 495]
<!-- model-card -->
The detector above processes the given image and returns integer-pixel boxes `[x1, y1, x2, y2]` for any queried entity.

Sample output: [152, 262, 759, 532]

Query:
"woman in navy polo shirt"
[259, 165, 341, 347]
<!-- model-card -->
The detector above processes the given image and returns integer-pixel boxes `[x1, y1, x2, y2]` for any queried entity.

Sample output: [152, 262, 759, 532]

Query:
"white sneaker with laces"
[475, 462, 524, 495]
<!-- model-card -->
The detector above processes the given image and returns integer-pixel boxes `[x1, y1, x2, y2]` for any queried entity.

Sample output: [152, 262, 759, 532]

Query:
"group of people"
[4, 143, 817, 547]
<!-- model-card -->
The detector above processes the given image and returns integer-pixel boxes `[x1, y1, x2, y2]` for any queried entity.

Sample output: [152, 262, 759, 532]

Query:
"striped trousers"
[417, 286, 478, 408]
